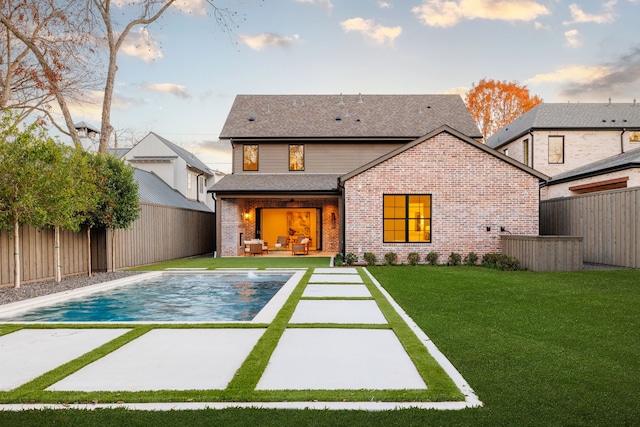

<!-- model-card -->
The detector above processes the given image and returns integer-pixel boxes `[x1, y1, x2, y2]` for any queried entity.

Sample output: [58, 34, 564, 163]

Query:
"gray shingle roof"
[487, 103, 640, 148]
[220, 94, 482, 140]
[148, 132, 213, 175]
[210, 174, 341, 194]
[135, 168, 213, 212]
[545, 147, 640, 185]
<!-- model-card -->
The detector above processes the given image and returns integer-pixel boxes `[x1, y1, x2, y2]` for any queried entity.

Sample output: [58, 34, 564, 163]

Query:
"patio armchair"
[275, 235, 288, 249]
[291, 237, 309, 255]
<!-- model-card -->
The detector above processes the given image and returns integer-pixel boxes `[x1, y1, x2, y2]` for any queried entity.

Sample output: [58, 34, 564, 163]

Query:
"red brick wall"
[343, 132, 540, 263]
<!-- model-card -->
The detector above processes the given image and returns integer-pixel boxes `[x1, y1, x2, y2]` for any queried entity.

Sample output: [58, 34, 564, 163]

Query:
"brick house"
[210, 94, 546, 259]
[485, 102, 640, 200]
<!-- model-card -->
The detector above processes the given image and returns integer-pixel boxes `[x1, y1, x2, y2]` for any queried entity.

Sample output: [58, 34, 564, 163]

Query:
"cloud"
[412, 0, 549, 28]
[295, 0, 334, 13]
[563, 1, 617, 25]
[121, 28, 163, 62]
[171, 0, 209, 16]
[564, 29, 581, 47]
[527, 48, 640, 101]
[341, 17, 402, 45]
[444, 86, 470, 97]
[238, 33, 300, 51]
[141, 83, 191, 99]
[378, 1, 392, 8]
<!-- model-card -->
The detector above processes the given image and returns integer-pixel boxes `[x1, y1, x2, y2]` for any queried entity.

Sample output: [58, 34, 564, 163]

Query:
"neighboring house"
[210, 94, 547, 259]
[541, 147, 640, 199]
[486, 102, 640, 199]
[487, 102, 640, 181]
[120, 132, 223, 211]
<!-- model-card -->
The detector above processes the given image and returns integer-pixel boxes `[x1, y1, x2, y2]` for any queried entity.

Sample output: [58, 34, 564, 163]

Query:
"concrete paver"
[309, 274, 362, 283]
[0, 329, 130, 391]
[289, 300, 388, 324]
[302, 284, 371, 298]
[48, 329, 265, 391]
[256, 328, 427, 390]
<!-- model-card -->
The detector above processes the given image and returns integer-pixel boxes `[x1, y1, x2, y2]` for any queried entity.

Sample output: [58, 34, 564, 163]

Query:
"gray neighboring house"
[486, 102, 640, 199]
[110, 132, 225, 211]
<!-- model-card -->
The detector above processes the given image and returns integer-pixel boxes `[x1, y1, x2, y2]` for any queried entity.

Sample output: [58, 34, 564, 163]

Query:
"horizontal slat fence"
[540, 187, 640, 269]
[1, 203, 215, 286]
[502, 235, 584, 271]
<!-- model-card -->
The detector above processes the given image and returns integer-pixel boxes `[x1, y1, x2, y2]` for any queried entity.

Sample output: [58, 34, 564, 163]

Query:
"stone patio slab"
[289, 300, 387, 324]
[0, 329, 130, 391]
[309, 274, 362, 283]
[302, 284, 371, 298]
[256, 329, 427, 390]
[47, 329, 265, 391]
[314, 268, 358, 274]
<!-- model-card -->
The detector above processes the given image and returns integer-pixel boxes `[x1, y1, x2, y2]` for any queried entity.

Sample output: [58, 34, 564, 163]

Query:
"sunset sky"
[69, 0, 640, 172]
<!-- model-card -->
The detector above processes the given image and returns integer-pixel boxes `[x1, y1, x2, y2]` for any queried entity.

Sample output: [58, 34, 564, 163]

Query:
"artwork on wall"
[287, 211, 311, 236]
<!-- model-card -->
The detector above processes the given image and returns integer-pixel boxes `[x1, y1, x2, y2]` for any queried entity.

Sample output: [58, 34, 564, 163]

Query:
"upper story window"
[523, 139, 529, 166]
[289, 144, 304, 171]
[548, 136, 564, 164]
[243, 144, 258, 171]
[383, 194, 431, 243]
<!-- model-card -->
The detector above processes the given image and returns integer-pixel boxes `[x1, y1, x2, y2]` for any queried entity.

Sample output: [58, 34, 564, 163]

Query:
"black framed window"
[383, 194, 431, 243]
[548, 136, 564, 164]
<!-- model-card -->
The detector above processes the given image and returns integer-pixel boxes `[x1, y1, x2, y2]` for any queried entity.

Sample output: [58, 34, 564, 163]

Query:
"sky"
[69, 0, 640, 173]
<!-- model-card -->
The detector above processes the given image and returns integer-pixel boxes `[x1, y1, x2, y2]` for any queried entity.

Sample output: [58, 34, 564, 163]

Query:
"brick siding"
[343, 132, 540, 263]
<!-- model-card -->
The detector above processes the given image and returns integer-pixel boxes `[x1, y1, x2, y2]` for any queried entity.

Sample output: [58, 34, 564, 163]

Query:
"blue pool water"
[3, 273, 293, 322]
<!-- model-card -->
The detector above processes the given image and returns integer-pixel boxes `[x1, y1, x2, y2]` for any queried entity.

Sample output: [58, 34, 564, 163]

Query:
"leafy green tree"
[83, 153, 140, 272]
[0, 113, 65, 287]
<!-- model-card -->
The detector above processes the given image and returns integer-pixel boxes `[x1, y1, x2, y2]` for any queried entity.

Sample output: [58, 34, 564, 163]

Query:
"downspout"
[529, 131, 534, 168]
[621, 128, 626, 154]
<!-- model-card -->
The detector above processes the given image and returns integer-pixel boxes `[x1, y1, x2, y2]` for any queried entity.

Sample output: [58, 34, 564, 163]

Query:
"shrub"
[464, 252, 479, 266]
[344, 252, 358, 266]
[384, 252, 398, 266]
[334, 253, 343, 266]
[425, 251, 439, 265]
[482, 253, 521, 271]
[363, 252, 377, 266]
[448, 252, 462, 266]
[407, 252, 421, 266]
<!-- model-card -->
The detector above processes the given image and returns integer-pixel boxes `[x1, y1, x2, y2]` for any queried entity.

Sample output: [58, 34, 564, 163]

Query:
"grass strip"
[359, 267, 464, 401]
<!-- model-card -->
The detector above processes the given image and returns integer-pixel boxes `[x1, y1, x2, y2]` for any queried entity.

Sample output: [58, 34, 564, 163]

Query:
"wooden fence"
[1, 203, 215, 286]
[502, 235, 584, 271]
[540, 187, 640, 269]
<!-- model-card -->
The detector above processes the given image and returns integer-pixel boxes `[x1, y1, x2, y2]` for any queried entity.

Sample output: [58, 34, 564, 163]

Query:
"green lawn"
[3, 264, 639, 426]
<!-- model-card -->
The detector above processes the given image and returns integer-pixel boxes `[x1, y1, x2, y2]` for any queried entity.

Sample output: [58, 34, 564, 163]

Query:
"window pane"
[548, 136, 564, 164]
[243, 145, 258, 171]
[289, 145, 304, 171]
[383, 194, 431, 243]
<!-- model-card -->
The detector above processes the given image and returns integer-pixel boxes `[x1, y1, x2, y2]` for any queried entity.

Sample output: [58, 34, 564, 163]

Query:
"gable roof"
[487, 103, 640, 149]
[341, 125, 548, 182]
[544, 147, 640, 186]
[135, 132, 214, 175]
[220, 94, 482, 140]
[209, 173, 341, 195]
[135, 168, 213, 212]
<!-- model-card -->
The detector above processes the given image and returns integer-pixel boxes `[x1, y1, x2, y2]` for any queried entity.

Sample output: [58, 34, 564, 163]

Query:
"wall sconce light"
[486, 226, 491, 232]
[243, 211, 250, 220]
[331, 212, 337, 229]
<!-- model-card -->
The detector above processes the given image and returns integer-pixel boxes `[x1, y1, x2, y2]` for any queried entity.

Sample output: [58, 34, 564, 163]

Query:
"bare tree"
[1, 0, 239, 152]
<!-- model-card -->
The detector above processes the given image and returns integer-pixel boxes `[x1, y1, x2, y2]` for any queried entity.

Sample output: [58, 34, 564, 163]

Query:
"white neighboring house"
[486, 102, 640, 200]
[112, 132, 225, 211]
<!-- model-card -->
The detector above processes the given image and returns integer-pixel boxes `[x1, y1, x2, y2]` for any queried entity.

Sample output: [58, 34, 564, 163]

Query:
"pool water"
[3, 273, 293, 322]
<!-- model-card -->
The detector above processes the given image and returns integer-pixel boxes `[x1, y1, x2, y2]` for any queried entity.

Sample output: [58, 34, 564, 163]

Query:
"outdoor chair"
[291, 238, 309, 255]
[275, 235, 288, 249]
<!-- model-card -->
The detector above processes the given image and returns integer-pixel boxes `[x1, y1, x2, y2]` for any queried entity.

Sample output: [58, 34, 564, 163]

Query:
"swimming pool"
[0, 271, 300, 323]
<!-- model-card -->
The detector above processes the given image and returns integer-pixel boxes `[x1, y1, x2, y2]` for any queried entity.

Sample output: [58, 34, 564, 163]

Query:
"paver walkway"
[0, 267, 481, 410]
